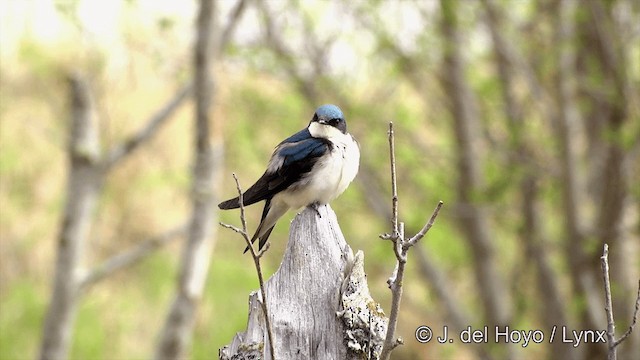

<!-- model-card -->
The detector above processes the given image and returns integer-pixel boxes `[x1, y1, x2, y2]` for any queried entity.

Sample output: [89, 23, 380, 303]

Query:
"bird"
[218, 104, 360, 252]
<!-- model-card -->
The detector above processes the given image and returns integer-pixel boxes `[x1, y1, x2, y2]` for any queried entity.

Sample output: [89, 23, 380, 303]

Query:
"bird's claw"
[309, 202, 322, 218]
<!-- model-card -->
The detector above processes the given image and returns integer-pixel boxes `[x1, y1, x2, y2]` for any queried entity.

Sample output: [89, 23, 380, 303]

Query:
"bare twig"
[256, 242, 271, 259]
[388, 122, 399, 239]
[602, 244, 617, 360]
[220, 173, 275, 360]
[219, 222, 244, 234]
[352, 130, 486, 359]
[78, 225, 187, 291]
[614, 280, 640, 348]
[601, 244, 640, 360]
[379, 122, 443, 360]
[406, 202, 444, 248]
[104, 84, 192, 171]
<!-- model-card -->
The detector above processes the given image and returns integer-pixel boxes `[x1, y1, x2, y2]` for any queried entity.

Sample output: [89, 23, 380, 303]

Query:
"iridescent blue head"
[310, 104, 347, 134]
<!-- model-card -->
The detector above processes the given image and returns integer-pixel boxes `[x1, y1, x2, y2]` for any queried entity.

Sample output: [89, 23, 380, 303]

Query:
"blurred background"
[1, 0, 638, 359]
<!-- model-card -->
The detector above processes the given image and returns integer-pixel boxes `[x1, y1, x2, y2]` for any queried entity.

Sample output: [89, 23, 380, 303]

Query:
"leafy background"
[1, 1, 639, 359]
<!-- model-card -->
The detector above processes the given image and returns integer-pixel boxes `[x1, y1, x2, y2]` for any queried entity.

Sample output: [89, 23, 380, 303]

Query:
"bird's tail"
[244, 198, 275, 253]
[245, 225, 275, 253]
[218, 197, 240, 209]
[218, 187, 267, 209]
[242, 198, 288, 253]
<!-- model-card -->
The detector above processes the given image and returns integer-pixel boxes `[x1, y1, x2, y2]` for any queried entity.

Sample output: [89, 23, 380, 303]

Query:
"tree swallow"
[219, 104, 360, 252]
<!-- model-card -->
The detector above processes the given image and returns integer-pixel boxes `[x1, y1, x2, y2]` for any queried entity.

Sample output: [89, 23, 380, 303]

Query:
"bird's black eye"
[329, 118, 341, 126]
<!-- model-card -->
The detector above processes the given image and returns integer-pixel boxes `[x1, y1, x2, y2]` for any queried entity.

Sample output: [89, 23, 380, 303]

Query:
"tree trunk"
[220, 206, 388, 360]
[155, 0, 222, 358]
[481, 1, 575, 358]
[439, 1, 513, 358]
[551, 3, 606, 360]
[582, 1, 637, 357]
[39, 75, 101, 360]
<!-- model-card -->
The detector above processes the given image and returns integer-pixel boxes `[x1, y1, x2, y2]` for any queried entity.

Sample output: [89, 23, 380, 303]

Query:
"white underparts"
[278, 130, 360, 209]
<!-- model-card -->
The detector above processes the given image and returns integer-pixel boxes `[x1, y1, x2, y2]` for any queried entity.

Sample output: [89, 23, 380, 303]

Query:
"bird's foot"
[309, 202, 322, 218]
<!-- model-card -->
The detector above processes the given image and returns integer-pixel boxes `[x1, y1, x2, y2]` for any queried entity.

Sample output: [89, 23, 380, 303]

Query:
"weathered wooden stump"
[219, 205, 387, 360]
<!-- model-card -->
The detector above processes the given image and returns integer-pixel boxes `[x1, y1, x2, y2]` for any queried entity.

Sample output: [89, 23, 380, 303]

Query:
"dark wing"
[218, 129, 331, 209]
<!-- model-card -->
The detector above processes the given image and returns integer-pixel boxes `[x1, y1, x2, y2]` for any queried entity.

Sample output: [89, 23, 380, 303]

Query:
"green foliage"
[70, 302, 107, 360]
[192, 256, 261, 360]
[2, 0, 639, 359]
[0, 281, 45, 360]
[18, 39, 57, 79]
[138, 253, 177, 300]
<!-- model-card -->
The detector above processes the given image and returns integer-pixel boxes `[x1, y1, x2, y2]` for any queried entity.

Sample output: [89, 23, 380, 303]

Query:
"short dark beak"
[318, 119, 328, 124]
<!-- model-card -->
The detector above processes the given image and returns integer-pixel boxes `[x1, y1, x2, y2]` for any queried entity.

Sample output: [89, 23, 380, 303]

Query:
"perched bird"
[218, 104, 360, 252]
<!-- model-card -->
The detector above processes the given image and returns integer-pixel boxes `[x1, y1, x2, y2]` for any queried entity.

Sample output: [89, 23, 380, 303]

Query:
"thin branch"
[78, 225, 187, 291]
[601, 244, 617, 360]
[219, 222, 244, 234]
[614, 280, 640, 348]
[219, 173, 275, 360]
[379, 122, 443, 360]
[354, 141, 486, 360]
[103, 84, 192, 171]
[381, 254, 405, 359]
[256, 242, 271, 259]
[405, 201, 444, 248]
[388, 122, 399, 238]
[601, 244, 640, 359]
[379, 122, 404, 359]
[235, 173, 248, 238]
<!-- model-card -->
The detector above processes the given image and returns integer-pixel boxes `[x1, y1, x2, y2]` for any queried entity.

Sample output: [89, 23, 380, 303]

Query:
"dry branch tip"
[220, 173, 275, 360]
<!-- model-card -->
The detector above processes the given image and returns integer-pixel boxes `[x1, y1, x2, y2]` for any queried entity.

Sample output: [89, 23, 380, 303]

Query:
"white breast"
[280, 133, 360, 209]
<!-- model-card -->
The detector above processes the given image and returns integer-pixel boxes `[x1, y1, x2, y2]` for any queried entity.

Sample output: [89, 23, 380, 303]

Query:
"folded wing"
[218, 129, 331, 209]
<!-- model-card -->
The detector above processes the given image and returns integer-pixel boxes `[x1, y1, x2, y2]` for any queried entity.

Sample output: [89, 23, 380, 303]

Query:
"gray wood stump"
[219, 205, 388, 360]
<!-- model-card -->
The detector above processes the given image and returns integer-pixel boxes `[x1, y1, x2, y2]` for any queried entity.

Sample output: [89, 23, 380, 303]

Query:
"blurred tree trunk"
[551, 1, 607, 359]
[579, 1, 638, 357]
[38, 69, 192, 360]
[39, 75, 101, 360]
[39, 78, 193, 360]
[413, 249, 492, 360]
[481, 1, 575, 359]
[154, 0, 221, 358]
[439, 1, 513, 358]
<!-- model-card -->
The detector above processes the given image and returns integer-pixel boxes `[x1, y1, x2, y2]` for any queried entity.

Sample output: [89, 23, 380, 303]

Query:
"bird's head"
[309, 104, 347, 138]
